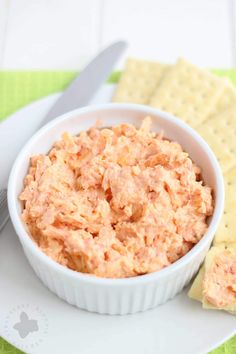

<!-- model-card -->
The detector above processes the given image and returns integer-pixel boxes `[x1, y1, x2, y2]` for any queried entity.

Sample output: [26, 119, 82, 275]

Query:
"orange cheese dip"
[203, 249, 236, 308]
[20, 117, 213, 278]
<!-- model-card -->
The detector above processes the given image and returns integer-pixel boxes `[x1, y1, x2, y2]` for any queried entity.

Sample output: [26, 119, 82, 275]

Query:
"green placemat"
[0, 71, 120, 121]
[0, 69, 235, 354]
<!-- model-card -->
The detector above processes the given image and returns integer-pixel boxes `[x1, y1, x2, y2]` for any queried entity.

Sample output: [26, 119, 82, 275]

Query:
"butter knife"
[0, 41, 127, 231]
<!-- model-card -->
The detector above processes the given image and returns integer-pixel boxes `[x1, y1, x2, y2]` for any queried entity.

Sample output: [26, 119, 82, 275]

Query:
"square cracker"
[210, 82, 236, 116]
[196, 107, 236, 173]
[188, 248, 223, 307]
[189, 246, 226, 306]
[214, 166, 236, 244]
[149, 58, 227, 127]
[112, 58, 167, 104]
[188, 266, 204, 302]
[189, 245, 236, 314]
[202, 244, 236, 312]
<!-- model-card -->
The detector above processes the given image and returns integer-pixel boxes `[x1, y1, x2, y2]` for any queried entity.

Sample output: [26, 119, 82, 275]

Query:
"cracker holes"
[143, 79, 150, 86]
[188, 105, 196, 113]
[176, 80, 183, 86]
[127, 90, 133, 97]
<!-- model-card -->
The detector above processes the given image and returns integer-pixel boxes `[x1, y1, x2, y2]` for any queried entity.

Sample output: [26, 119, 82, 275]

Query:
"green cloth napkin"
[0, 70, 235, 354]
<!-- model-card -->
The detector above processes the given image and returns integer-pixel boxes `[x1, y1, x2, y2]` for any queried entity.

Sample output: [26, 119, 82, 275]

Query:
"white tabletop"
[0, 0, 235, 70]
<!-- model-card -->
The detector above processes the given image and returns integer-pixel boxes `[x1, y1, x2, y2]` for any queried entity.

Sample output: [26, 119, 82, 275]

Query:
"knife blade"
[0, 41, 127, 232]
[0, 41, 127, 189]
[44, 41, 127, 123]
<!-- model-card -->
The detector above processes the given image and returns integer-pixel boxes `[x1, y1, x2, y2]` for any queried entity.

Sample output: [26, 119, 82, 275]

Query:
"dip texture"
[20, 117, 213, 278]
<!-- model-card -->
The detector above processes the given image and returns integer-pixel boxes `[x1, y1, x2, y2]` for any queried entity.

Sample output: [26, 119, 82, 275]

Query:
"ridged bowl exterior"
[21, 239, 211, 315]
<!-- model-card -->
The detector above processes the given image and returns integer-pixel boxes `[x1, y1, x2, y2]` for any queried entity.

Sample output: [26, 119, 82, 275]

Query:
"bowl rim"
[7, 103, 225, 286]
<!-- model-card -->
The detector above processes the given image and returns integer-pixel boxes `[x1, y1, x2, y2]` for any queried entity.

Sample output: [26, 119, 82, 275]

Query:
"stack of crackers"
[113, 58, 236, 315]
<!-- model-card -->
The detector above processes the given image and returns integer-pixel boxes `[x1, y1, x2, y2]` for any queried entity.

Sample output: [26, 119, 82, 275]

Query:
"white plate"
[0, 85, 235, 354]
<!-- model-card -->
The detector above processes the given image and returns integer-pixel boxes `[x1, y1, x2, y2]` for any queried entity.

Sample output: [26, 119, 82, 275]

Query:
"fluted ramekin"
[8, 103, 224, 315]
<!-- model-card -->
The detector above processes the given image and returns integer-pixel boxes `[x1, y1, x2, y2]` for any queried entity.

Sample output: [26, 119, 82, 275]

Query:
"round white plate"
[0, 85, 235, 354]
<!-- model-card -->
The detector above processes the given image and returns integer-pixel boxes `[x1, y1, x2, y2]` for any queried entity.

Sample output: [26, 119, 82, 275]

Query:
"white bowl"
[8, 103, 224, 315]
